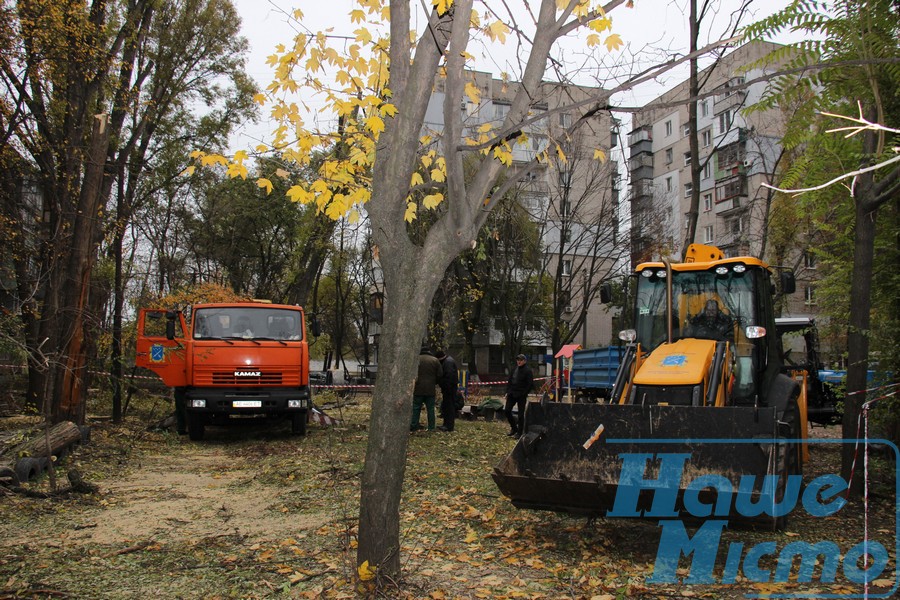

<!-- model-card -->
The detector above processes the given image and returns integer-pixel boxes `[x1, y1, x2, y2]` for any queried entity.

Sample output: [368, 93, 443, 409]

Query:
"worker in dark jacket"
[435, 350, 458, 432]
[411, 347, 443, 431]
[504, 353, 534, 438]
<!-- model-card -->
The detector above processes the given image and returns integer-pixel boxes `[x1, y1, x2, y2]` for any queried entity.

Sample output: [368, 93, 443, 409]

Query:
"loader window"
[633, 266, 759, 349]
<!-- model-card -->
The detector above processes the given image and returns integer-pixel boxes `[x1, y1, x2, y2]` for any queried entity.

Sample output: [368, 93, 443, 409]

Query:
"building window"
[665, 148, 673, 164]
[683, 152, 692, 166]
[700, 100, 709, 117]
[532, 134, 548, 152]
[718, 110, 733, 134]
[665, 120, 673, 137]
[702, 129, 712, 148]
[665, 176, 673, 192]
[561, 288, 572, 312]
[560, 197, 571, 218]
[562, 259, 572, 276]
[703, 193, 713, 212]
[683, 124, 691, 136]
[703, 225, 714, 244]
[560, 113, 572, 128]
[494, 102, 510, 120]
[703, 161, 711, 179]
[805, 286, 817, 306]
[558, 169, 571, 188]
[684, 182, 693, 197]
[804, 252, 817, 270]
[728, 217, 743, 234]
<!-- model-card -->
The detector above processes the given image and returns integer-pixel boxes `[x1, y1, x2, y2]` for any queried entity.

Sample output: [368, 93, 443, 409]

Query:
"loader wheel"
[187, 413, 205, 441]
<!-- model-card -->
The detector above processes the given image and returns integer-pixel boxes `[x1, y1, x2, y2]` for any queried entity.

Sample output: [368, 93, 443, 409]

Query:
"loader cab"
[630, 260, 773, 405]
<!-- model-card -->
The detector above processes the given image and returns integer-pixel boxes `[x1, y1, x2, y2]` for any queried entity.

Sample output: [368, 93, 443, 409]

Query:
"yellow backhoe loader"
[492, 244, 807, 528]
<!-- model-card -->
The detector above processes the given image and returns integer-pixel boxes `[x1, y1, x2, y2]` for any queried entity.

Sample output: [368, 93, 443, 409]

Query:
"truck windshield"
[192, 307, 303, 341]
[633, 266, 759, 351]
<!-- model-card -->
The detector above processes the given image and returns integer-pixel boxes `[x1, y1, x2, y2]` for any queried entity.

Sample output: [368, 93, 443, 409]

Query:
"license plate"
[233, 400, 262, 408]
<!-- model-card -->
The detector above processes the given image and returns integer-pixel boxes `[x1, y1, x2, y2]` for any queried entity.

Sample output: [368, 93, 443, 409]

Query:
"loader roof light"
[733, 263, 747, 273]
[745, 325, 766, 339]
[655, 269, 667, 278]
[619, 329, 637, 342]
[641, 269, 653, 278]
[715, 266, 729, 275]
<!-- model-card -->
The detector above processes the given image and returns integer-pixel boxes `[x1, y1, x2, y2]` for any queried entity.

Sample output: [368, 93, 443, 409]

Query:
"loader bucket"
[492, 402, 794, 526]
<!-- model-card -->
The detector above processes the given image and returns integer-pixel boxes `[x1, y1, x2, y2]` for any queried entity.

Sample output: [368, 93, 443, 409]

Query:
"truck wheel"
[291, 410, 308, 436]
[187, 413, 205, 441]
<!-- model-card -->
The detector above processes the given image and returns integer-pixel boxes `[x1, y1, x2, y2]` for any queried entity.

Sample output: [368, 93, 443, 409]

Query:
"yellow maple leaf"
[589, 16, 612, 32]
[556, 144, 567, 163]
[354, 27, 373, 44]
[380, 103, 398, 117]
[226, 163, 248, 180]
[348, 208, 360, 224]
[593, 148, 607, 162]
[430, 168, 446, 183]
[233, 150, 248, 163]
[493, 146, 512, 166]
[486, 20, 510, 44]
[404, 202, 417, 223]
[423, 193, 443, 209]
[181, 165, 196, 176]
[604, 33, 624, 52]
[586, 33, 600, 47]
[253, 93, 267, 105]
[464, 81, 481, 105]
[257, 178, 273, 195]
[200, 153, 227, 167]
[365, 115, 385, 136]
[410, 172, 424, 187]
[357, 560, 376, 581]
[287, 185, 313, 204]
[434, 0, 453, 15]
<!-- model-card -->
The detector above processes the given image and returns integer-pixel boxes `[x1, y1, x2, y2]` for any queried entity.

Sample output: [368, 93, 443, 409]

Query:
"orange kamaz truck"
[136, 301, 316, 440]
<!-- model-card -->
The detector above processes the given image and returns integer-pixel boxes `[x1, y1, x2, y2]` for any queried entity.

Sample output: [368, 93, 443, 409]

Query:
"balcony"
[714, 90, 747, 115]
[628, 126, 652, 146]
[629, 138, 653, 157]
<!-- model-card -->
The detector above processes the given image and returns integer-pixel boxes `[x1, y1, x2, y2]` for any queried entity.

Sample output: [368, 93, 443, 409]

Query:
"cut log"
[0, 421, 82, 467]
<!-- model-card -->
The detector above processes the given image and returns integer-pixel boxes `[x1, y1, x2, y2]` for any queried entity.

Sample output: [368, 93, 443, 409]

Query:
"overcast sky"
[228, 0, 792, 148]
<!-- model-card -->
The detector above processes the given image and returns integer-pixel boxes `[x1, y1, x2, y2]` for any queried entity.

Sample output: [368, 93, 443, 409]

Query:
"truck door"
[136, 309, 189, 387]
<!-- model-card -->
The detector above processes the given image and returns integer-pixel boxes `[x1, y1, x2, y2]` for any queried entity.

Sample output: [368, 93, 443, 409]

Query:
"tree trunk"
[840, 179, 877, 496]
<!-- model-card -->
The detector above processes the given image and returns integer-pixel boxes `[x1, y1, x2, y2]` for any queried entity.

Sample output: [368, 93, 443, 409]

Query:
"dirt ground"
[1, 393, 898, 599]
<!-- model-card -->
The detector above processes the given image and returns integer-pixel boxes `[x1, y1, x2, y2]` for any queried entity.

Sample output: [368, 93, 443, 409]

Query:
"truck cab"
[136, 302, 313, 440]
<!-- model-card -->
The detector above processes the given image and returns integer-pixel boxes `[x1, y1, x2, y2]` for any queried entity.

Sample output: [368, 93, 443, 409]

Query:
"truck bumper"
[184, 387, 311, 415]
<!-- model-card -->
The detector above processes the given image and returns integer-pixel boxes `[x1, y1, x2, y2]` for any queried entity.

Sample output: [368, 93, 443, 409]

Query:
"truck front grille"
[209, 371, 283, 385]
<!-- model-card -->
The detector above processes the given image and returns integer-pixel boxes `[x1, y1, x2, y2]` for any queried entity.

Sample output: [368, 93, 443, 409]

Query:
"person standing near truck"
[435, 350, 458, 432]
[410, 348, 443, 432]
[504, 354, 534, 439]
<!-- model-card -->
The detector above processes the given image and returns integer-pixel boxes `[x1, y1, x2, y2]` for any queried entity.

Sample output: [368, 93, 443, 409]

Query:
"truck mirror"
[780, 271, 796, 295]
[599, 282, 612, 304]
[309, 316, 322, 337]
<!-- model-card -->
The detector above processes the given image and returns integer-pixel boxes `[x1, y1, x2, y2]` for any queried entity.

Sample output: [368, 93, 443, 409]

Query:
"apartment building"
[417, 71, 625, 375]
[627, 41, 818, 318]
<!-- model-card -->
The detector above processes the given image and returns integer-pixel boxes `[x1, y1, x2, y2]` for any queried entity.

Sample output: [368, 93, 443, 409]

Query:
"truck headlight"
[288, 399, 303, 408]
[190, 399, 206, 408]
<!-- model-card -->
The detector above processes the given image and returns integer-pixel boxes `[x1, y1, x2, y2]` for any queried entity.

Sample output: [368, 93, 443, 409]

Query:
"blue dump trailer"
[567, 346, 624, 402]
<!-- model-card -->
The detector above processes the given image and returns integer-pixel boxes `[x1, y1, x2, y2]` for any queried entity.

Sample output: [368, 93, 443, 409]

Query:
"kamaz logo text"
[234, 371, 261, 377]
